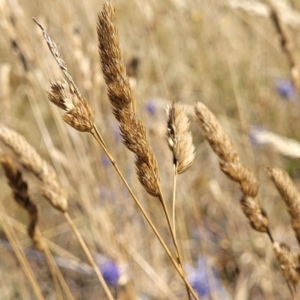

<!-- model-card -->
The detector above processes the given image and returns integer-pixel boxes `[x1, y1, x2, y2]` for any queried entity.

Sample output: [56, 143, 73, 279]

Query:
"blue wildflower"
[145, 101, 157, 115]
[185, 256, 229, 300]
[100, 261, 120, 286]
[275, 78, 297, 101]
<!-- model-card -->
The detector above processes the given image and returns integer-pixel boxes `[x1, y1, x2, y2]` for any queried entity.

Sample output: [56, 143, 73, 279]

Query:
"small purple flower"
[100, 261, 120, 286]
[145, 101, 157, 115]
[185, 256, 228, 299]
[275, 78, 297, 101]
[186, 257, 210, 298]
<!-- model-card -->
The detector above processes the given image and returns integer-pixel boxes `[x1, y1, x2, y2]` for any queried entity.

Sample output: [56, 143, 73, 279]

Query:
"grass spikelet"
[273, 242, 300, 287]
[166, 102, 195, 174]
[33, 19, 95, 133]
[194, 102, 239, 163]
[32, 18, 81, 95]
[0, 125, 113, 299]
[97, 2, 160, 198]
[97, 2, 134, 111]
[136, 153, 160, 197]
[48, 80, 94, 132]
[0, 154, 41, 249]
[195, 102, 270, 236]
[0, 154, 74, 299]
[0, 125, 68, 212]
[267, 167, 300, 244]
[268, 4, 299, 92]
[240, 196, 269, 233]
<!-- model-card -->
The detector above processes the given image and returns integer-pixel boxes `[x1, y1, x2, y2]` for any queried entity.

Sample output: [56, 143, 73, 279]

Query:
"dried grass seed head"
[33, 18, 81, 94]
[136, 153, 160, 198]
[268, 167, 300, 244]
[0, 154, 42, 250]
[97, 2, 134, 110]
[194, 102, 239, 163]
[48, 80, 94, 132]
[97, 2, 161, 198]
[34, 18, 95, 133]
[195, 102, 259, 197]
[267, 167, 300, 219]
[0, 125, 68, 212]
[273, 242, 300, 285]
[166, 102, 195, 174]
[240, 196, 269, 233]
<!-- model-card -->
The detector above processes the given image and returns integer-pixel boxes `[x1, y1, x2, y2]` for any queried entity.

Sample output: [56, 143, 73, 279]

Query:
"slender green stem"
[90, 126, 199, 300]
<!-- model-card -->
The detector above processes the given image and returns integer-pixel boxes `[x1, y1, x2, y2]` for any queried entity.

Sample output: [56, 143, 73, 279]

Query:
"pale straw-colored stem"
[63, 212, 114, 300]
[158, 190, 192, 300]
[90, 125, 199, 300]
[172, 164, 178, 240]
[0, 204, 45, 300]
[36, 227, 74, 300]
[40, 234, 63, 300]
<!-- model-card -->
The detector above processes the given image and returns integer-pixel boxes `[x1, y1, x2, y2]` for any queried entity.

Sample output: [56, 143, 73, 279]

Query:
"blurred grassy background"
[1, 0, 300, 299]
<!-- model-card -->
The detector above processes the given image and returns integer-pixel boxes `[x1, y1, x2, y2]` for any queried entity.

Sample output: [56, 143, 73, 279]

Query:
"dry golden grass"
[1, 0, 300, 299]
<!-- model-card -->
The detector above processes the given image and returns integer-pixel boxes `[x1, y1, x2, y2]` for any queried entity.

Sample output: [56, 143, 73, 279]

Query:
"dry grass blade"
[166, 102, 195, 174]
[267, 167, 300, 244]
[0, 125, 68, 212]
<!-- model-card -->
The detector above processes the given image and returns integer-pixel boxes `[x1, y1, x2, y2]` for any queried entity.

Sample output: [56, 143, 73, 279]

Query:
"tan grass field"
[1, 0, 300, 299]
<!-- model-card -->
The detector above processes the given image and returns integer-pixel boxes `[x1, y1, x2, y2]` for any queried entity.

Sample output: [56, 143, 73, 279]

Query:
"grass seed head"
[273, 242, 300, 285]
[0, 154, 42, 250]
[0, 125, 68, 212]
[48, 80, 94, 132]
[166, 102, 195, 174]
[240, 196, 269, 233]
